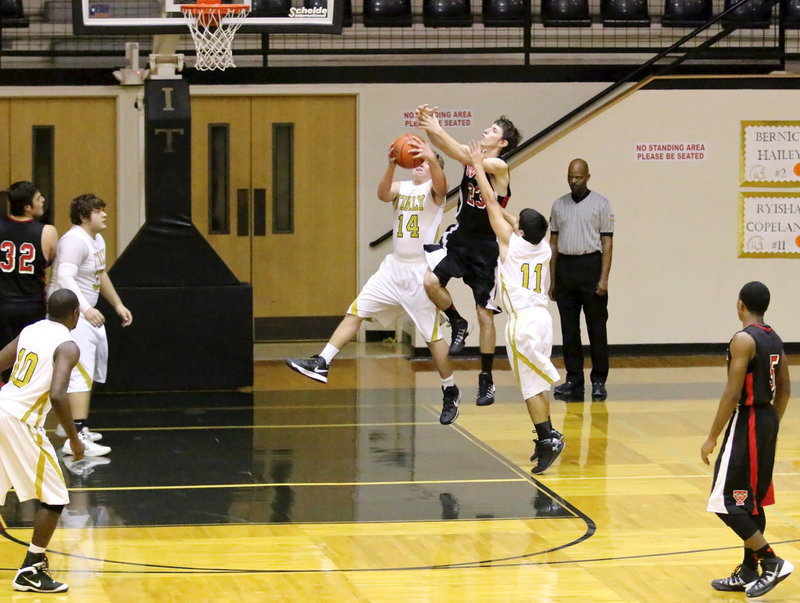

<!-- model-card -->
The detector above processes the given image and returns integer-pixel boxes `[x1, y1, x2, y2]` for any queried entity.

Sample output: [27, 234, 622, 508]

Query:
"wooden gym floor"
[0, 344, 798, 601]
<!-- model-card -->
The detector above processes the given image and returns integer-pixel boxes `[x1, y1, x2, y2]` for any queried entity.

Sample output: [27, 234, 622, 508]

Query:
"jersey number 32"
[0, 241, 36, 274]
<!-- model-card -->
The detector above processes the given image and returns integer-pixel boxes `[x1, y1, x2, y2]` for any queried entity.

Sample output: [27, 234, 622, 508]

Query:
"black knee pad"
[40, 502, 64, 515]
[717, 512, 759, 541]
[753, 507, 766, 534]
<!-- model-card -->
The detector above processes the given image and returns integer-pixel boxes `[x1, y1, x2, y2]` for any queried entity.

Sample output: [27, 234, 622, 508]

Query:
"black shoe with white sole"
[475, 372, 495, 406]
[285, 355, 329, 383]
[531, 428, 563, 461]
[711, 564, 759, 592]
[746, 557, 793, 598]
[448, 319, 470, 355]
[13, 557, 68, 593]
[440, 385, 461, 425]
[531, 437, 565, 474]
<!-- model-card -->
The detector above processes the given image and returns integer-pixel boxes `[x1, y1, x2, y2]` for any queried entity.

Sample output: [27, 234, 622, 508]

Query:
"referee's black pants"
[554, 252, 608, 386]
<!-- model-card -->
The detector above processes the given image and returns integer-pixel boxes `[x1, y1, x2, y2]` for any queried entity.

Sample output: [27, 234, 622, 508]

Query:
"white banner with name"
[741, 121, 800, 187]
[634, 142, 706, 161]
[402, 109, 473, 129]
[740, 193, 800, 258]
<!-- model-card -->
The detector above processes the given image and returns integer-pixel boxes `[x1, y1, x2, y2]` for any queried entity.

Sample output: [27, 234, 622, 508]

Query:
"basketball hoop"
[181, 0, 250, 71]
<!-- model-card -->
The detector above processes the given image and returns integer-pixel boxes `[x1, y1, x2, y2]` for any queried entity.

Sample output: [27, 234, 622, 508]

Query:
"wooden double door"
[190, 95, 357, 341]
[0, 97, 118, 261]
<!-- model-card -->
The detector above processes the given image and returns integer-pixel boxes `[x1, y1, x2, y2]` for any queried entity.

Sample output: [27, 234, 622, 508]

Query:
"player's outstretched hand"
[416, 111, 440, 133]
[408, 136, 432, 161]
[415, 104, 438, 119]
[700, 438, 716, 465]
[467, 140, 483, 167]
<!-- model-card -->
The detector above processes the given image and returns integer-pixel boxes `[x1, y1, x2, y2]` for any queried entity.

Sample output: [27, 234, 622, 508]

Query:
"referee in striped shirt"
[548, 158, 614, 402]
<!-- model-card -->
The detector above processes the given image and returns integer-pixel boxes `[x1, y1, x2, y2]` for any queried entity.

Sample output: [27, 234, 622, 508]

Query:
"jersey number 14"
[396, 214, 420, 238]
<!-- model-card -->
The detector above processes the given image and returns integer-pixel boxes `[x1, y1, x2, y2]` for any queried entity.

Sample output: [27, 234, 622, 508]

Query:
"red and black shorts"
[707, 404, 779, 516]
[424, 226, 500, 313]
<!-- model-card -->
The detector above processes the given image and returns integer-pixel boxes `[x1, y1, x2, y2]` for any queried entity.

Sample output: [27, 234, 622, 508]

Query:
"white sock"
[441, 375, 455, 388]
[319, 344, 339, 365]
[28, 544, 46, 555]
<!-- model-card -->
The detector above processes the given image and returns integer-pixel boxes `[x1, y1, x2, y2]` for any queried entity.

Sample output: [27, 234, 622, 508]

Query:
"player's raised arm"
[467, 140, 512, 250]
[377, 143, 402, 204]
[416, 108, 470, 166]
[410, 137, 447, 205]
[701, 331, 754, 465]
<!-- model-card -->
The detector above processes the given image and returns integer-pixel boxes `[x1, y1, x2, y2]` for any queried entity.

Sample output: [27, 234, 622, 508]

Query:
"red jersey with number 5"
[728, 323, 784, 407]
[0, 217, 46, 303]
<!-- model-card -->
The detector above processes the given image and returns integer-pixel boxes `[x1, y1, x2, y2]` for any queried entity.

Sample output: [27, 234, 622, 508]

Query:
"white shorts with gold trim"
[0, 410, 69, 505]
[68, 314, 108, 393]
[348, 254, 442, 343]
[505, 306, 560, 399]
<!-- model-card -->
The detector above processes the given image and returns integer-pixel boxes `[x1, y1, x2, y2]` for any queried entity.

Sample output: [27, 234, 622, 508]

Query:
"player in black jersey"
[416, 104, 521, 407]
[0, 182, 58, 382]
[701, 282, 792, 598]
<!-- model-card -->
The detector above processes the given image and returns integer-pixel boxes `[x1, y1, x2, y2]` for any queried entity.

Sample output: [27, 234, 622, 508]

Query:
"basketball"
[392, 134, 424, 169]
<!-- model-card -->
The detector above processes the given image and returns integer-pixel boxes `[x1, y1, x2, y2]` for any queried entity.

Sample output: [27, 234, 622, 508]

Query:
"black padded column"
[97, 79, 253, 392]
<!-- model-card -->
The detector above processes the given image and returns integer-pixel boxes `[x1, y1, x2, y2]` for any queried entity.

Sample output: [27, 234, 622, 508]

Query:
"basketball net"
[181, 2, 250, 71]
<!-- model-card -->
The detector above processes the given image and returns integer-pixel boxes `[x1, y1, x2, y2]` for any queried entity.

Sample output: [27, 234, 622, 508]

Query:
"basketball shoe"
[13, 556, 68, 593]
[285, 355, 329, 383]
[440, 385, 461, 425]
[746, 557, 793, 598]
[531, 428, 563, 461]
[448, 319, 470, 355]
[711, 564, 759, 592]
[55, 423, 102, 442]
[62, 430, 111, 457]
[476, 372, 495, 406]
[531, 437, 565, 474]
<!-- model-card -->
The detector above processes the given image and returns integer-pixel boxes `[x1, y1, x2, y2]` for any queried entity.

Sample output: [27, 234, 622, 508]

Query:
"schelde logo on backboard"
[289, 6, 328, 17]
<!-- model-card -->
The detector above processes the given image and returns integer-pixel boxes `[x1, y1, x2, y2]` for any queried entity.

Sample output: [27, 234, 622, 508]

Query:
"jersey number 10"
[10, 348, 39, 388]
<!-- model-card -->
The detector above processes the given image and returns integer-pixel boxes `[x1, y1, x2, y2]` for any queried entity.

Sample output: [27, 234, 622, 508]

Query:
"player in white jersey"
[467, 141, 565, 474]
[0, 289, 84, 593]
[47, 194, 133, 457]
[287, 138, 463, 425]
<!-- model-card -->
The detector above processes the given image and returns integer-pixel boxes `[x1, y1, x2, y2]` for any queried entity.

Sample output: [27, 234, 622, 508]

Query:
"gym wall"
[4, 77, 797, 348]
